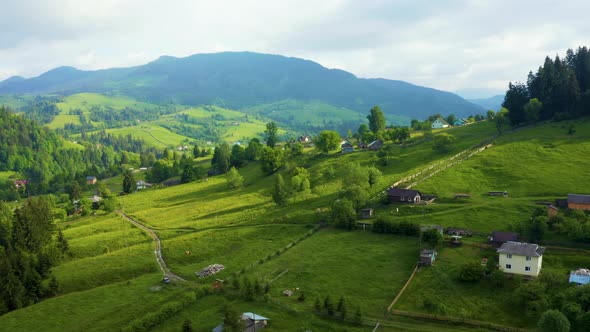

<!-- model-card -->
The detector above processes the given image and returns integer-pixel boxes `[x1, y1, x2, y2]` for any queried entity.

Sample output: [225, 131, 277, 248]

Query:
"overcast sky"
[1, 0, 589, 98]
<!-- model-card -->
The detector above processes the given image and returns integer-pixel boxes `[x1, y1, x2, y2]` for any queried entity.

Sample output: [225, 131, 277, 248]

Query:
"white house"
[497, 241, 545, 277]
[136, 180, 152, 190]
[431, 117, 450, 129]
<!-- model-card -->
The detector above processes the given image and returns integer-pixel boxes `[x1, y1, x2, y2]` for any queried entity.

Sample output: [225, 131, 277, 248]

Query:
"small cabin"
[567, 193, 590, 211]
[360, 208, 374, 219]
[420, 249, 437, 266]
[86, 176, 97, 185]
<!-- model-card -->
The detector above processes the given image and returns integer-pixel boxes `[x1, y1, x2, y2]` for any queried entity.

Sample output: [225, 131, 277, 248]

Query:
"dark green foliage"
[245, 138, 261, 161]
[354, 306, 362, 323]
[47, 275, 59, 296]
[212, 143, 231, 174]
[315, 130, 341, 153]
[122, 170, 135, 194]
[260, 146, 283, 174]
[272, 174, 288, 207]
[524, 98, 543, 122]
[421, 228, 442, 248]
[367, 105, 386, 134]
[226, 167, 244, 189]
[324, 295, 334, 316]
[68, 181, 82, 201]
[331, 198, 356, 230]
[264, 122, 279, 148]
[458, 262, 484, 282]
[221, 303, 241, 332]
[537, 309, 571, 332]
[180, 165, 196, 183]
[264, 283, 270, 294]
[229, 144, 246, 168]
[56, 229, 69, 256]
[242, 277, 254, 301]
[337, 295, 345, 312]
[314, 297, 321, 311]
[254, 279, 261, 294]
[367, 166, 381, 188]
[182, 319, 193, 332]
[514, 281, 549, 315]
[502, 82, 529, 125]
[372, 218, 420, 236]
[146, 160, 171, 183]
[232, 277, 240, 290]
[298, 291, 306, 302]
[343, 185, 368, 212]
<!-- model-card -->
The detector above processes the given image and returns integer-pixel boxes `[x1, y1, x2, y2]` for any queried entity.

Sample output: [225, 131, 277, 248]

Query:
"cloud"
[1, 0, 589, 97]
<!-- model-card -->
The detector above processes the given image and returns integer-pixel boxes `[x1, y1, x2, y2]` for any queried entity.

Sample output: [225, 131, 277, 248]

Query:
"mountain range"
[0, 52, 484, 120]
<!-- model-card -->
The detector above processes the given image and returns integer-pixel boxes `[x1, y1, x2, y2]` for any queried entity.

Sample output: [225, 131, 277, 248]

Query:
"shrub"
[459, 262, 484, 282]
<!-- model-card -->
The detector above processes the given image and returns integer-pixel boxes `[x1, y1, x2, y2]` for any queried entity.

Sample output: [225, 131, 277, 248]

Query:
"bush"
[537, 309, 571, 332]
[459, 262, 484, 282]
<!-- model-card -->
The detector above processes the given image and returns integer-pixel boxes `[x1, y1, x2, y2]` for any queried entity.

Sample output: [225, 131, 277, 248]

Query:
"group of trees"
[503, 46, 590, 126]
[0, 198, 67, 314]
[514, 207, 590, 244]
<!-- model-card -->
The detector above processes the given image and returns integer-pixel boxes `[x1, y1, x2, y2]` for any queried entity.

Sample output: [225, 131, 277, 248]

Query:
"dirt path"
[141, 128, 170, 148]
[116, 210, 186, 283]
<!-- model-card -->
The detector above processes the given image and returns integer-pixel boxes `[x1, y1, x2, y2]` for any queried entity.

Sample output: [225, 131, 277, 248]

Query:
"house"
[569, 268, 590, 285]
[360, 208, 374, 219]
[298, 135, 311, 143]
[340, 140, 354, 153]
[420, 249, 437, 266]
[453, 118, 467, 126]
[431, 117, 450, 129]
[547, 205, 559, 218]
[497, 241, 545, 277]
[212, 312, 269, 332]
[136, 180, 152, 190]
[14, 179, 28, 190]
[357, 141, 367, 149]
[86, 176, 97, 185]
[367, 139, 384, 150]
[567, 193, 590, 211]
[488, 231, 519, 247]
[388, 187, 421, 204]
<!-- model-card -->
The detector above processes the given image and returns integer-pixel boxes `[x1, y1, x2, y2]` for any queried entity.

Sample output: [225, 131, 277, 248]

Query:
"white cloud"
[1, 0, 589, 97]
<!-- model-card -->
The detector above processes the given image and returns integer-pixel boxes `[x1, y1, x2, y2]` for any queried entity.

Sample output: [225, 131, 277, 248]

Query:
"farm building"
[420, 249, 437, 266]
[212, 312, 269, 332]
[431, 117, 450, 129]
[497, 241, 545, 277]
[567, 193, 590, 211]
[421, 225, 444, 235]
[340, 140, 354, 153]
[136, 180, 152, 190]
[547, 204, 559, 218]
[86, 176, 97, 185]
[569, 269, 590, 285]
[388, 187, 421, 204]
[367, 139, 384, 150]
[453, 118, 468, 126]
[488, 231, 519, 247]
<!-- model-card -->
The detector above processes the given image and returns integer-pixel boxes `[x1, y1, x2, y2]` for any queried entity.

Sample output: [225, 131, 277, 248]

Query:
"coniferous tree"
[122, 170, 135, 194]
[272, 174, 288, 207]
[502, 82, 529, 126]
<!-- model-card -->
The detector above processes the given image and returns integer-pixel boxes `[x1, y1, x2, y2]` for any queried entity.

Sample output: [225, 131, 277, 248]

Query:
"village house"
[213, 312, 269, 332]
[488, 231, 519, 247]
[86, 176, 97, 185]
[298, 135, 311, 143]
[340, 140, 354, 153]
[367, 139, 384, 150]
[567, 193, 590, 211]
[497, 241, 545, 277]
[453, 118, 468, 126]
[547, 204, 559, 218]
[388, 187, 421, 204]
[569, 268, 590, 285]
[431, 117, 450, 129]
[136, 180, 152, 190]
[420, 249, 437, 266]
[360, 208, 374, 219]
[14, 179, 28, 190]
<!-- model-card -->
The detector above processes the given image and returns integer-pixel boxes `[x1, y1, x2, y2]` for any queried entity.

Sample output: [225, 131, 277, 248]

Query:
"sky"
[1, 0, 589, 98]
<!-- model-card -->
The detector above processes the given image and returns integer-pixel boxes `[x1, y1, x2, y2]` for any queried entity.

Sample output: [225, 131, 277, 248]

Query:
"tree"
[264, 122, 279, 148]
[432, 133, 456, 153]
[212, 143, 231, 174]
[272, 174, 288, 207]
[421, 228, 442, 248]
[245, 138, 261, 161]
[242, 277, 254, 301]
[220, 304, 241, 332]
[122, 170, 135, 194]
[56, 229, 69, 256]
[537, 309, 570, 332]
[229, 144, 246, 168]
[68, 181, 81, 201]
[181, 165, 195, 183]
[446, 113, 457, 126]
[503, 82, 529, 126]
[226, 167, 244, 189]
[259, 146, 283, 174]
[354, 306, 362, 323]
[528, 216, 547, 243]
[344, 185, 369, 212]
[367, 105, 386, 134]
[331, 198, 356, 229]
[367, 166, 382, 188]
[458, 262, 484, 282]
[495, 108, 509, 134]
[315, 130, 341, 153]
[290, 167, 311, 194]
[314, 297, 322, 311]
[524, 98, 543, 123]
[324, 295, 335, 316]
[486, 110, 496, 120]
[192, 145, 200, 158]
[297, 291, 306, 302]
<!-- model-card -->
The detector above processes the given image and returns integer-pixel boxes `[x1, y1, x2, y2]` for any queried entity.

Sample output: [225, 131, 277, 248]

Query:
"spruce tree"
[272, 174, 288, 207]
[122, 170, 135, 194]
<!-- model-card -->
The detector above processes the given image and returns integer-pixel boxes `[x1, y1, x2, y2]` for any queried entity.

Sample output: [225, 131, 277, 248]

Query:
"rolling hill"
[0, 52, 484, 122]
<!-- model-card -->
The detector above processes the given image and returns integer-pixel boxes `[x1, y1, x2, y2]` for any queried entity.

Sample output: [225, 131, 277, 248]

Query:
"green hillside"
[1, 119, 589, 331]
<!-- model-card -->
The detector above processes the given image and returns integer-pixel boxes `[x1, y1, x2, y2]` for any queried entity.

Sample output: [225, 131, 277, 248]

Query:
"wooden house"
[368, 139, 384, 151]
[431, 117, 450, 129]
[420, 249, 437, 266]
[341, 140, 354, 153]
[547, 205, 559, 218]
[388, 187, 421, 204]
[86, 176, 97, 185]
[567, 193, 590, 211]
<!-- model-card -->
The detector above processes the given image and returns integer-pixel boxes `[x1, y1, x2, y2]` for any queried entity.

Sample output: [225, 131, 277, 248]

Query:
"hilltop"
[0, 52, 484, 123]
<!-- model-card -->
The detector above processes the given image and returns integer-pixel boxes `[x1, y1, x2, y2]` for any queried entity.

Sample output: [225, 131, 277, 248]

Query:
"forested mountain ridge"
[0, 52, 484, 120]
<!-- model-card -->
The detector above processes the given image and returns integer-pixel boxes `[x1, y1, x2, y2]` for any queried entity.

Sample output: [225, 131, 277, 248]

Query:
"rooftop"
[490, 231, 519, 243]
[497, 241, 545, 257]
[571, 268, 590, 276]
[388, 187, 421, 197]
[568, 193, 590, 204]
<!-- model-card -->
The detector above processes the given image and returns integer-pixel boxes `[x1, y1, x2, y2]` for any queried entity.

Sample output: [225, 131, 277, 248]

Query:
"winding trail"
[141, 128, 170, 148]
[116, 210, 186, 283]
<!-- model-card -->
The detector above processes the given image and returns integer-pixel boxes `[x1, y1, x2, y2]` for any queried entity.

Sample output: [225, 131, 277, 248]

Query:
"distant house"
[298, 135, 311, 143]
[360, 208, 374, 219]
[14, 179, 28, 190]
[567, 193, 590, 211]
[420, 249, 437, 266]
[547, 205, 559, 218]
[488, 191, 508, 197]
[357, 141, 367, 149]
[431, 118, 450, 129]
[341, 140, 354, 153]
[136, 180, 152, 190]
[569, 268, 590, 285]
[86, 176, 97, 185]
[212, 312, 269, 332]
[497, 241, 545, 277]
[489, 231, 519, 247]
[453, 118, 467, 126]
[388, 187, 421, 204]
[367, 139, 384, 151]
